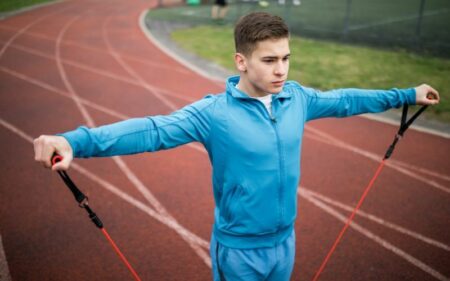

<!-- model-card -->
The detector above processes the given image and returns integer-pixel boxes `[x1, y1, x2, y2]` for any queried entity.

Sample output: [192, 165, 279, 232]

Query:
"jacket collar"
[226, 75, 293, 100]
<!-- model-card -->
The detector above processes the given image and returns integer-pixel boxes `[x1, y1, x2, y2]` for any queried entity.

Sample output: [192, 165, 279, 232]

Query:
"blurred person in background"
[211, 0, 228, 21]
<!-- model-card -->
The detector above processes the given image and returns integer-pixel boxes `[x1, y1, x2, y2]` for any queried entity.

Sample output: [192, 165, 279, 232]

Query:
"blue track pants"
[210, 229, 296, 281]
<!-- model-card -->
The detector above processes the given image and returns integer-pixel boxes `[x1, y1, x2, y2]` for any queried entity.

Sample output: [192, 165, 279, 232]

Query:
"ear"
[234, 53, 247, 72]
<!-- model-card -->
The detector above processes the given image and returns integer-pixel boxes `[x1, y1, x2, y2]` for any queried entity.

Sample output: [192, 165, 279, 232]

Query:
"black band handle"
[384, 104, 428, 160]
[51, 154, 103, 228]
[397, 105, 428, 137]
[51, 154, 87, 206]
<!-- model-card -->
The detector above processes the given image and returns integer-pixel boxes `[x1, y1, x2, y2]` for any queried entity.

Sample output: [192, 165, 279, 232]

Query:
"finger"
[38, 138, 49, 167]
[50, 154, 63, 171]
[430, 98, 440, 105]
[429, 88, 440, 101]
[51, 154, 63, 166]
[424, 84, 436, 95]
[51, 154, 72, 171]
[33, 137, 43, 162]
[41, 139, 55, 168]
[52, 162, 65, 171]
[427, 92, 439, 103]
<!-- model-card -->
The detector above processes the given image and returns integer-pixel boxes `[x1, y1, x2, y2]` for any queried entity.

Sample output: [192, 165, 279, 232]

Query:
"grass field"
[0, 0, 52, 13]
[154, 0, 450, 56]
[166, 24, 449, 122]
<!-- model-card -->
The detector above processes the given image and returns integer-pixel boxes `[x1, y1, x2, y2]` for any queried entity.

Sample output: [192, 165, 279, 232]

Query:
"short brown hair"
[234, 12, 289, 56]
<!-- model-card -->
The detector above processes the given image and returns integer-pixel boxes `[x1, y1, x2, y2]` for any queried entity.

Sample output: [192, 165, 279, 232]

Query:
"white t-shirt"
[254, 94, 273, 118]
[236, 84, 273, 118]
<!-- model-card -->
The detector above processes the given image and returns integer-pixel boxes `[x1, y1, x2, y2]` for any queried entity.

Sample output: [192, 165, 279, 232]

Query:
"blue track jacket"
[61, 75, 416, 249]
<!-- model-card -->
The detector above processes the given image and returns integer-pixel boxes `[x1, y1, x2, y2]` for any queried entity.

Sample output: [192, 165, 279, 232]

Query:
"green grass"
[0, 0, 53, 13]
[170, 25, 450, 122]
[152, 0, 450, 56]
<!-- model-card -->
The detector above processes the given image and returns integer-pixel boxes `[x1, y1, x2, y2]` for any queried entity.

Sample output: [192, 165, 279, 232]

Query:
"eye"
[283, 56, 290, 61]
[263, 59, 275, 63]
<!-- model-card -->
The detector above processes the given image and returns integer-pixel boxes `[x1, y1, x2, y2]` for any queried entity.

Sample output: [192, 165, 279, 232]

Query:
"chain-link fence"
[154, 0, 450, 57]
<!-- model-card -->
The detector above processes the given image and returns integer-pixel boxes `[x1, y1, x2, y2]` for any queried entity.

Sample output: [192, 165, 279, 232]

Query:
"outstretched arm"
[302, 84, 439, 122]
[33, 95, 216, 170]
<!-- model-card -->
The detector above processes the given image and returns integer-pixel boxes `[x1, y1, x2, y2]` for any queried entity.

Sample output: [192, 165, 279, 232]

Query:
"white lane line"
[305, 129, 450, 184]
[101, 12, 207, 211]
[56, 9, 172, 221]
[138, 10, 223, 85]
[305, 127, 450, 194]
[0, 24, 192, 76]
[307, 127, 449, 183]
[0, 66, 207, 153]
[0, 234, 12, 281]
[391, 159, 450, 182]
[298, 188, 449, 281]
[111, 155, 175, 220]
[54, 8, 211, 265]
[102, 14, 179, 113]
[301, 188, 450, 252]
[0, 4, 72, 58]
[0, 118, 211, 266]
[361, 113, 450, 139]
[55, 12, 96, 127]
[0, 66, 129, 120]
[0, 41, 194, 103]
[70, 161, 211, 266]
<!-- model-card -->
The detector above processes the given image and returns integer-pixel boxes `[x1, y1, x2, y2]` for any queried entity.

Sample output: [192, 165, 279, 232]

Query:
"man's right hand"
[33, 135, 73, 171]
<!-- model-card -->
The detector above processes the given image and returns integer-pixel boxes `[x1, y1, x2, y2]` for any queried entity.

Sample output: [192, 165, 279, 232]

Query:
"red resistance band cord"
[51, 155, 142, 281]
[312, 104, 428, 281]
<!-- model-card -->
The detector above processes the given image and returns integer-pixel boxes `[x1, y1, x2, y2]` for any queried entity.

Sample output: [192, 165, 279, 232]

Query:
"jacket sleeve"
[60, 95, 216, 158]
[302, 86, 416, 122]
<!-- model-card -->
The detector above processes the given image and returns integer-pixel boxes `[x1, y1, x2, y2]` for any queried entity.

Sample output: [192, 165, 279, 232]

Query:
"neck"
[236, 79, 267, 98]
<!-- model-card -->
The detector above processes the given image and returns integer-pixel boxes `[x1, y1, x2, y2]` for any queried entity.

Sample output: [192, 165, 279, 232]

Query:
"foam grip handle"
[52, 154, 63, 166]
[426, 93, 436, 100]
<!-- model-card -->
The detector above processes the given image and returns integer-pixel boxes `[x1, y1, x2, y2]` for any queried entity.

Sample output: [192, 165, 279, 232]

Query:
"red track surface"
[0, 1, 449, 280]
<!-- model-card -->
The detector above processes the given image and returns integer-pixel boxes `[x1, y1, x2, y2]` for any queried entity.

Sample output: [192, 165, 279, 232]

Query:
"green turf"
[151, 0, 450, 56]
[169, 25, 449, 122]
[0, 0, 53, 13]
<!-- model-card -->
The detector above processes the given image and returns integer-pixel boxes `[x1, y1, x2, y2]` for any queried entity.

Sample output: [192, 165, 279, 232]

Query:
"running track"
[0, 1, 449, 280]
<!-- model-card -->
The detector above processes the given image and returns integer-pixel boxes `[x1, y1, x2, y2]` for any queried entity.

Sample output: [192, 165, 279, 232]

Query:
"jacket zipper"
[253, 99, 284, 231]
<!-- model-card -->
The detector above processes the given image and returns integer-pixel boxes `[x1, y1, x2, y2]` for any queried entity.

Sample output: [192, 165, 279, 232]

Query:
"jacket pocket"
[219, 181, 279, 235]
[221, 184, 244, 224]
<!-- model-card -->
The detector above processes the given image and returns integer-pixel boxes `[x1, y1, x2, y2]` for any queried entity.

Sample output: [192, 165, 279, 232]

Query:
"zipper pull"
[271, 117, 277, 123]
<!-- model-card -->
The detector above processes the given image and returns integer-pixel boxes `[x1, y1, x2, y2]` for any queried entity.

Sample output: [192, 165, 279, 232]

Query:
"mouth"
[272, 80, 285, 87]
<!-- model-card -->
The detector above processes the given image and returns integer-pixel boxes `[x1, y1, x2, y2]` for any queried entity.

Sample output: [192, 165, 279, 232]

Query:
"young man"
[34, 12, 439, 281]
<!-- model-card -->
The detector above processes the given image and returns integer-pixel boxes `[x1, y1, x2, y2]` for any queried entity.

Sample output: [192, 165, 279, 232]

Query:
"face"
[235, 37, 290, 97]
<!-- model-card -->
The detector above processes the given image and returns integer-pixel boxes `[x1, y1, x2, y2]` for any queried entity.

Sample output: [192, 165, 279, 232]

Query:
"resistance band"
[312, 104, 428, 281]
[51, 155, 142, 281]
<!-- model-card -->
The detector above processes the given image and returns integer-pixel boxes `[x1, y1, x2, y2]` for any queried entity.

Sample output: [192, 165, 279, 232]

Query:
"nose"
[274, 60, 287, 76]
